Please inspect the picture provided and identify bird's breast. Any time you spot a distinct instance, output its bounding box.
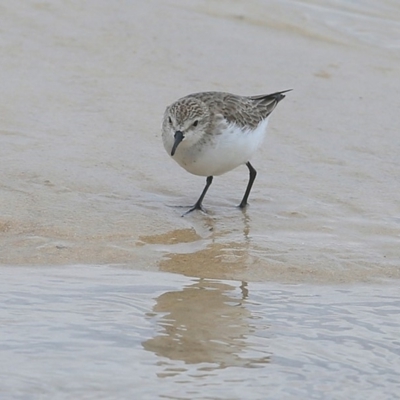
[171,119,269,177]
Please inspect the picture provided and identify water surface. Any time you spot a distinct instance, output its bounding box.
[1,266,399,399]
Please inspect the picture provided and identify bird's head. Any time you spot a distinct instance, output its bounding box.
[162,97,210,156]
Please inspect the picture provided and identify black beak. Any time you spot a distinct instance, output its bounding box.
[171,131,184,156]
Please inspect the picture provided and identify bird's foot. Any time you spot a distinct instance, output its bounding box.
[182,203,207,216]
[238,201,248,209]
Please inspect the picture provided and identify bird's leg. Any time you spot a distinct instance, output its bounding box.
[183,176,213,215]
[238,162,257,208]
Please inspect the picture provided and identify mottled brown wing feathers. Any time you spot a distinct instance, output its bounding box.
[191,90,291,129]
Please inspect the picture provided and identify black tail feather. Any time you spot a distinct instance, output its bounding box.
[250,89,293,103]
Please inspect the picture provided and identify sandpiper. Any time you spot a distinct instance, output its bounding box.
[162,90,291,214]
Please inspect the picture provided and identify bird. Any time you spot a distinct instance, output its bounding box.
[162,89,291,214]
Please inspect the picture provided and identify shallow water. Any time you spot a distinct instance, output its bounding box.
[1,0,400,398]
[1,266,399,399]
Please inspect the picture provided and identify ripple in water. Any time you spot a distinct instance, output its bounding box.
[1,266,399,399]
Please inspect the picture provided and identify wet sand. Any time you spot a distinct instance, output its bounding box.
[1,0,400,282]
[1,2,400,399]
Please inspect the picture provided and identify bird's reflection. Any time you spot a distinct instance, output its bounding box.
[157,214,253,281]
[143,279,270,376]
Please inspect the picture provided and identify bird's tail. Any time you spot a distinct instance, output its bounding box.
[250,89,293,103]
[249,89,292,117]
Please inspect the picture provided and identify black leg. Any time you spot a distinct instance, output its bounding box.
[240,281,249,300]
[239,162,257,208]
[184,176,213,215]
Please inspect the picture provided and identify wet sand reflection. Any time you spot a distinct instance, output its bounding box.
[142,279,270,374]
[138,212,253,281]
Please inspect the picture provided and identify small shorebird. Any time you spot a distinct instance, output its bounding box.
[162,90,291,214]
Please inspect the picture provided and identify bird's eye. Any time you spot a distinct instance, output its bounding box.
[168,117,172,124]
[192,120,199,127]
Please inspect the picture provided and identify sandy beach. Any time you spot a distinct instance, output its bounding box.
[1,1,399,284]
[1,2,400,398]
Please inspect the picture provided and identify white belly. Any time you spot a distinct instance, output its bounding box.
[173,119,269,176]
